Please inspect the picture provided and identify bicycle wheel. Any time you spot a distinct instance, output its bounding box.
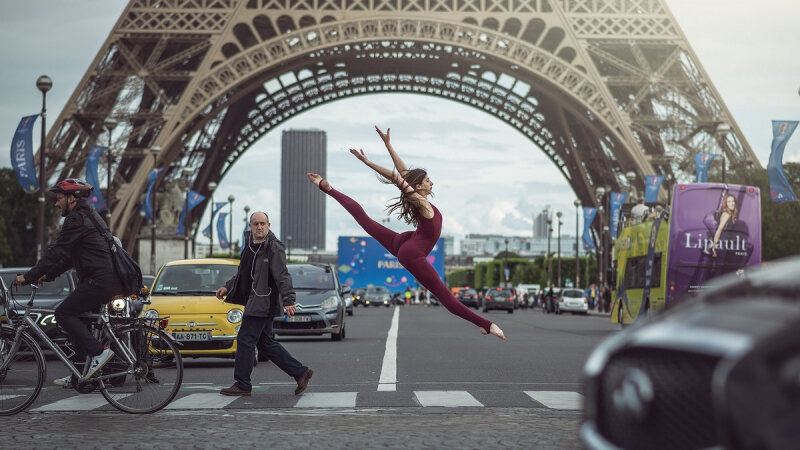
[0,328,45,415]
[98,324,183,414]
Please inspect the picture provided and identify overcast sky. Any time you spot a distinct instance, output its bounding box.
[1,0,798,251]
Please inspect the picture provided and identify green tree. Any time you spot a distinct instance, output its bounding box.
[0,168,58,267]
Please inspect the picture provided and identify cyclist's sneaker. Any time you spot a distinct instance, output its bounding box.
[53,375,72,388]
[85,346,114,378]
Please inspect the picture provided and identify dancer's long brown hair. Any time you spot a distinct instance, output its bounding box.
[381,168,429,227]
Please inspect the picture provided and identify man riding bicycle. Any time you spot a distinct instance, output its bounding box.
[15,178,119,386]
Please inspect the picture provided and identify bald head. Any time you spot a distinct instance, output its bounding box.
[249,211,270,243]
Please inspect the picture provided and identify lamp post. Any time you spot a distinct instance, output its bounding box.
[602,225,610,287]
[243,205,250,247]
[287,235,293,261]
[556,211,563,287]
[182,168,192,259]
[227,195,235,256]
[35,75,52,261]
[103,117,118,225]
[716,123,731,183]
[546,216,552,285]
[504,238,509,287]
[311,245,318,263]
[207,181,217,257]
[574,199,581,288]
[149,146,161,274]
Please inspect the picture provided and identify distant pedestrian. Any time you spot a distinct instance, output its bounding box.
[404,286,412,306]
[601,285,612,313]
[215,211,313,397]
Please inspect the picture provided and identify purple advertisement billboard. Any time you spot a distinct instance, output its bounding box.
[666,183,761,305]
[337,236,445,293]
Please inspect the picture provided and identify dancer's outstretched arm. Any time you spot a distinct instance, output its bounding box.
[374,126,407,174]
[350,148,429,208]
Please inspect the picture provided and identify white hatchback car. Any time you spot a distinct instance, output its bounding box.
[558,288,588,314]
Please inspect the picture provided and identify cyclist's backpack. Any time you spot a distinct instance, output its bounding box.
[86,210,144,296]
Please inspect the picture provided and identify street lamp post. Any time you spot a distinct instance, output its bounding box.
[207,181,217,257]
[149,146,161,274]
[602,225,610,287]
[556,211,563,287]
[595,186,607,286]
[574,199,581,288]
[243,205,250,247]
[227,195,235,256]
[103,117,118,225]
[182,168,192,259]
[287,235,293,261]
[35,75,52,261]
[716,123,731,183]
[546,216,552,285]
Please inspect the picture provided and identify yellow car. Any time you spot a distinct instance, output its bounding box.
[142,258,242,359]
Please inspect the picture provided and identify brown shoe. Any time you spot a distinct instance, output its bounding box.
[220,384,252,396]
[294,369,314,395]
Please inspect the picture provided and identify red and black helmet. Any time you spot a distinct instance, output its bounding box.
[49,178,94,197]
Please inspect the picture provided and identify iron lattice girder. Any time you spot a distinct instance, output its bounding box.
[38,0,756,249]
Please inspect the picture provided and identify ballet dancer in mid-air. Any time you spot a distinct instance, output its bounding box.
[307,126,506,340]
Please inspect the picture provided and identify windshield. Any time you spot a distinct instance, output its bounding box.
[153,264,238,295]
[0,271,71,297]
[289,265,335,290]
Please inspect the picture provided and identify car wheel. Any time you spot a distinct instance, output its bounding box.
[508,309,514,314]
[347,309,353,316]
[483,307,489,313]
[332,323,345,341]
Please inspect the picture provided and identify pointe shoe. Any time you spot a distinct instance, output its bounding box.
[306,173,331,191]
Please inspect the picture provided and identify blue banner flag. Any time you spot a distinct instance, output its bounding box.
[694,153,716,183]
[10,114,40,193]
[644,175,664,203]
[85,145,107,210]
[609,191,627,239]
[139,168,163,220]
[582,207,597,250]
[201,202,228,238]
[176,189,206,235]
[767,120,799,203]
[217,212,230,249]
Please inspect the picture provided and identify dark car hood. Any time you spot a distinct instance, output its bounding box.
[294,289,336,308]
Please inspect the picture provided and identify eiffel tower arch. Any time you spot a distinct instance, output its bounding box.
[41,0,760,248]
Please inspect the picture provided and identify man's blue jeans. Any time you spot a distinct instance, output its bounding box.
[233,314,308,391]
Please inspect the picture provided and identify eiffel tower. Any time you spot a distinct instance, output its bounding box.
[40,0,759,248]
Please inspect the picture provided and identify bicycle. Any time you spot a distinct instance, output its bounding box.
[0,283,183,415]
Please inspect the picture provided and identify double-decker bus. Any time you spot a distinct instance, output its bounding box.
[612,183,762,326]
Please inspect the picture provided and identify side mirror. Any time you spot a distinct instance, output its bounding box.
[342,286,351,295]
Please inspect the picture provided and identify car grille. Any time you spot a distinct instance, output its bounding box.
[274,321,326,330]
[597,348,720,450]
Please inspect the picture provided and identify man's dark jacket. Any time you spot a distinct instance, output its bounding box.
[224,230,296,317]
[24,201,113,283]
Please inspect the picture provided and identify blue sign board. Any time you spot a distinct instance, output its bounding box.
[337,236,445,293]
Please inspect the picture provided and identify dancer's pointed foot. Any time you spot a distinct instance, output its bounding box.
[306,173,331,191]
[479,323,506,340]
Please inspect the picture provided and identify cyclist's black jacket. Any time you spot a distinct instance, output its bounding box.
[24,200,113,284]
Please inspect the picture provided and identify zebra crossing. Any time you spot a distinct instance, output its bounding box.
[27,389,583,412]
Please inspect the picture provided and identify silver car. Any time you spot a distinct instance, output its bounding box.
[558,288,588,314]
[273,263,350,341]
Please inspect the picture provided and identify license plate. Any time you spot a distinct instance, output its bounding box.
[286,315,312,322]
[172,331,211,341]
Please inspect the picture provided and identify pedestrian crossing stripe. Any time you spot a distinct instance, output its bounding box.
[22,391,584,412]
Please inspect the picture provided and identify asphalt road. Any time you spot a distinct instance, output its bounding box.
[2,305,618,449]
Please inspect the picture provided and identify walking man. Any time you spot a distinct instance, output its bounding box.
[215,211,313,396]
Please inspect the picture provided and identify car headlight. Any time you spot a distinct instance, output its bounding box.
[227,308,243,323]
[321,295,339,309]
[143,309,159,319]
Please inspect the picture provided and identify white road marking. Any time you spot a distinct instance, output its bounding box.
[31,393,126,411]
[377,306,400,392]
[294,392,357,408]
[524,391,583,410]
[414,391,483,407]
[165,393,242,409]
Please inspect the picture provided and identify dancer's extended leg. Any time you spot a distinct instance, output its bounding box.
[399,252,503,337]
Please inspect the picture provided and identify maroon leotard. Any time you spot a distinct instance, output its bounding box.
[323,185,493,331]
